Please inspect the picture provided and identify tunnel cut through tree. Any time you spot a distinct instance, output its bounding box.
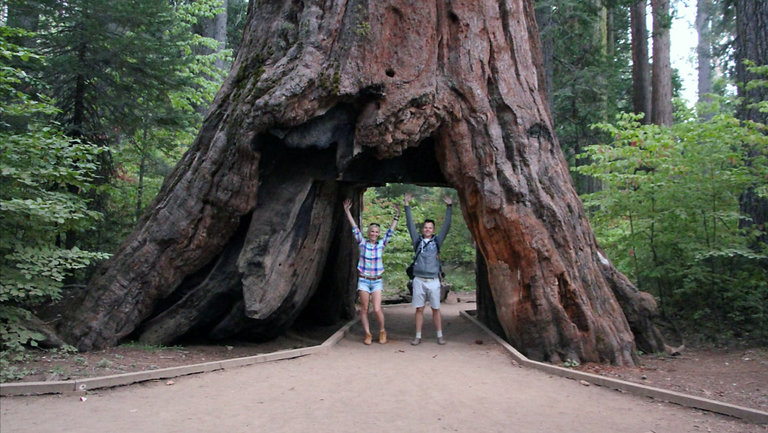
[56,0,665,366]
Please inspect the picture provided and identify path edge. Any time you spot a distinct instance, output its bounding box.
[459,309,768,425]
[0,318,359,397]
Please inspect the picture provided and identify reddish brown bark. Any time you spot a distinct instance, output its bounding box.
[59,0,664,365]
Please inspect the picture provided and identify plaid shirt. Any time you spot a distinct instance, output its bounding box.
[352,226,394,278]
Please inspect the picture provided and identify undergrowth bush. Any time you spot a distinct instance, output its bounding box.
[575,107,767,343]
[0,29,109,370]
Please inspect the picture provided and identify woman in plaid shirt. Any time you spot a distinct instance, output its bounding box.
[343,198,400,345]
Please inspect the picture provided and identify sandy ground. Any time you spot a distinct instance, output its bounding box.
[2,302,766,433]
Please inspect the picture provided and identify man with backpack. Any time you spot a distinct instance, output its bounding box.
[403,192,452,345]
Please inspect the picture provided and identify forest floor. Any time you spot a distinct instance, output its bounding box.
[4,292,767,414]
[576,343,768,412]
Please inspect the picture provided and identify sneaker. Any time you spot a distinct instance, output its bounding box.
[379,330,387,344]
[437,336,446,345]
[410,337,421,345]
[364,333,372,345]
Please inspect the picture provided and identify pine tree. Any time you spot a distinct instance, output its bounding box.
[23,0,229,247]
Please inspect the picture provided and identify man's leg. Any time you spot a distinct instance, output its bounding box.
[432,307,445,344]
[432,307,442,332]
[411,278,427,345]
[426,279,445,344]
[413,307,424,345]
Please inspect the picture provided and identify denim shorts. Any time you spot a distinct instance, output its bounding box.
[358,276,383,293]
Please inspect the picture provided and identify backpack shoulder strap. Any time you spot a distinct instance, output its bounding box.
[412,236,422,252]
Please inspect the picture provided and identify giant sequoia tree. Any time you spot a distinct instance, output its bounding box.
[57,0,665,366]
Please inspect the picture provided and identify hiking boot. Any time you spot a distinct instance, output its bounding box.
[379,330,387,344]
[410,337,421,345]
[364,332,372,345]
[437,336,446,345]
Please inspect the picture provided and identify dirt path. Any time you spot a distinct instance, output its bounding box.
[2,303,765,433]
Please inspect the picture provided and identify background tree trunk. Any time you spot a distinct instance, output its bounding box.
[696,0,713,106]
[205,0,229,71]
[58,0,664,365]
[651,0,673,126]
[631,0,651,123]
[734,0,768,247]
[6,0,40,34]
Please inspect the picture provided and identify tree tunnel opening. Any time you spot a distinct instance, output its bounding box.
[284,134,507,344]
[298,182,502,341]
[296,180,506,341]
[337,184,479,300]
[131,133,504,348]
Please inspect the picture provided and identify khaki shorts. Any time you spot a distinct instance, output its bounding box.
[412,277,441,308]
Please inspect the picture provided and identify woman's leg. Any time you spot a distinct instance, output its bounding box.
[371,289,386,343]
[359,289,372,344]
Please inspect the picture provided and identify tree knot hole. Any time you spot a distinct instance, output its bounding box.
[526,123,552,142]
[359,83,386,100]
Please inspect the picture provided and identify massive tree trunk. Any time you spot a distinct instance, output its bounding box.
[58,0,664,365]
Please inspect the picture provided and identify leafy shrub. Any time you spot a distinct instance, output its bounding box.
[574,110,767,342]
[679,250,768,342]
[0,29,109,364]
